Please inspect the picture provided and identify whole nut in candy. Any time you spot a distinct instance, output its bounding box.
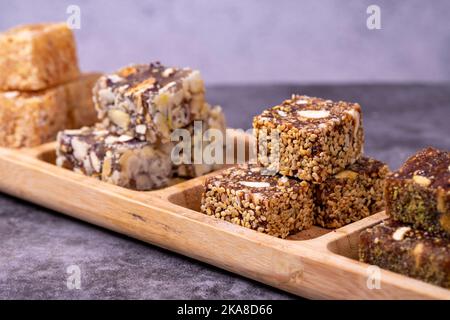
[107,74,124,83]
[335,170,358,180]
[392,226,411,241]
[135,124,147,135]
[345,108,361,139]
[102,158,112,178]
[117,97,136,112]
[296,99,309,105]
[93,129,110,136]
[412,174,431,187]
[105,136,120,145]
[162,67,175,78]
[118,135,133,142]
[108,109,130,129]
[297,110,330,119]
[125,78,156,96]
[98,88,115,105]
[165,81,177,89]
[154,92,170,115]
[278,176,289,185]
[154,112,170,139]
[188,71,204,94]
[89,151,102,173]
[60,129,83,135]
[172,89,184,106]
[239,181,271,188]
[71,138,89,161]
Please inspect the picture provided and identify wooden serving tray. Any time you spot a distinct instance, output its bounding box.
[0,129,448,300]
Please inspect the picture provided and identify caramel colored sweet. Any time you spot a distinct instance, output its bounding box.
[64,73,102,129]
[0,74,102,148]
[0,23,80,91]
[0,88,68,148]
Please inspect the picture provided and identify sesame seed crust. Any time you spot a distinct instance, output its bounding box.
[200,163,314,238]
[253,95,364,183]
[315,157,389,228]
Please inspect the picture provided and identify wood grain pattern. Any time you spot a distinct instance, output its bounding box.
[0,131,449,300]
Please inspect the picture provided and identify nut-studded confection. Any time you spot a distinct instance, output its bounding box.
[253,95,364,183]
[93,62,207,143]
[0,88,68,148]
[315,157,389,228]
[0,23,79,91]
[200,164,314,238]
[56,126,172,190]
[64,73,102,129]
[385,147,450,236]
[359,219,450,289]
[171,104,227,178]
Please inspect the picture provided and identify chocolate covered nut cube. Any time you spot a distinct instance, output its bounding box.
[56,127,108,177]
[385,147,450,236]
[359,219,450,289]
[0,23,79,91]
[173,104,227,178]
[64,73,102,129]
[315,157,389,228]
[253,95,364,183]
[56,127,172,190]
[200,164,314,238]
[0,88,67,148]
[93,62,206,143]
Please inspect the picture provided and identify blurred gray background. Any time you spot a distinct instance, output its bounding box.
[1,0,450,300]
[1,0,449,84]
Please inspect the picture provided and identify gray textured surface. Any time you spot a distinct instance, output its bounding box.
[1,0,450,83]
[0,84,449,299]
